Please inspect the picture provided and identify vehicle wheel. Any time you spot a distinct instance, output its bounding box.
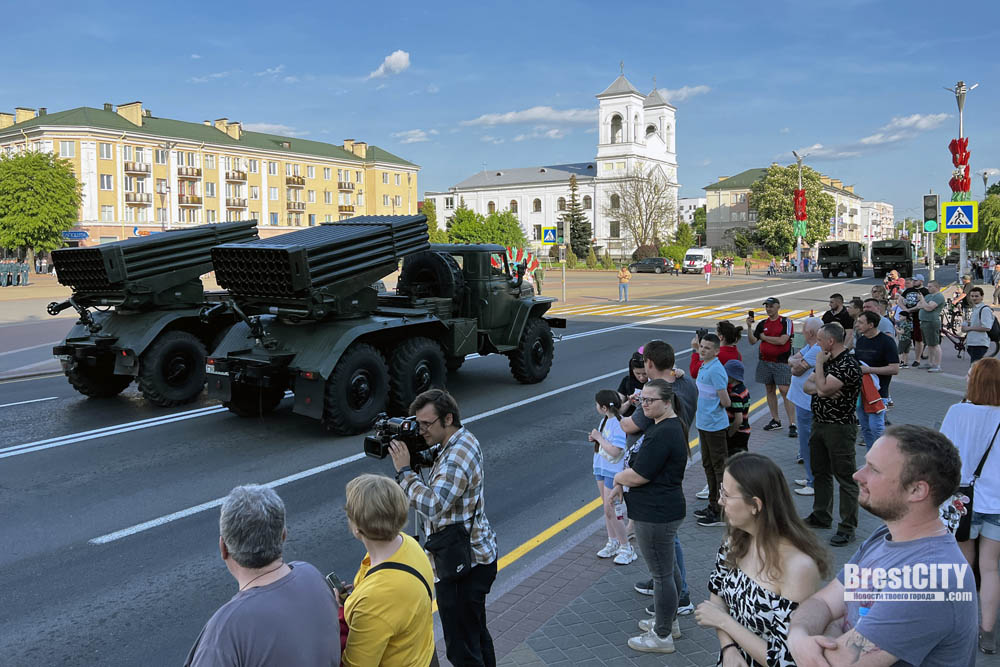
[445,356,465,373]
[225,384,286,417]
[654,267,662,274]
[137,331,207,407]
[323,342,389,435]
[65,356,132,398]
[388,337,447,415]
[508,316,554,384]
[821,269,830,278]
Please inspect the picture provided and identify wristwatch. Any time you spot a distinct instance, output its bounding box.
[395,466,412,482]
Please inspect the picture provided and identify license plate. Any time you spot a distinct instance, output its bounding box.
[206,364,226,375]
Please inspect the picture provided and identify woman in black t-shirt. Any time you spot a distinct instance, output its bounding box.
[612,378,690,653]
[617,352,647,417]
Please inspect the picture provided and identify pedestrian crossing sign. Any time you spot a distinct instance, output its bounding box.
[941,201,978,233]
[542,227,557,245]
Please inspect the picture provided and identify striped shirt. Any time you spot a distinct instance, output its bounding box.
[399,426,498,566]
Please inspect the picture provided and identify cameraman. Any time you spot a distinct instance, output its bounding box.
[389,388,498,667]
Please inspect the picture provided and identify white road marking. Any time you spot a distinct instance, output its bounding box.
[0,340,61,357]
[3,358,61,375]
[673,280,808,300]
[0,396,58,409]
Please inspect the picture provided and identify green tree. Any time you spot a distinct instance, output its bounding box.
[987,182,1000,198]
[585,246,598,268]
[559,175,591,258]
[972,194,1000,251]
[447,208,526,247]
[749,163,836,256]
[692,206,706,242]
[421,199,448,243]
[0,151,81,263]
[673,221,695,249]
[565,248,578,269]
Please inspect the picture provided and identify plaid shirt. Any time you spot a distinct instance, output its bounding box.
[399,426,498,565]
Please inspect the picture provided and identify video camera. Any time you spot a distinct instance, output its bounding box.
[363,414,436,471]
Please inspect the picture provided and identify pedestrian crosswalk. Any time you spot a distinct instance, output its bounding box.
[549,302,813,323]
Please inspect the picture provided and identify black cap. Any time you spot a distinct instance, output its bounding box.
[763,297,780,306]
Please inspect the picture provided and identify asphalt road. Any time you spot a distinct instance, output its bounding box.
[0,267,961,666]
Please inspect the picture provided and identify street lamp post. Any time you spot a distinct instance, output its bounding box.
[983,170,990,197]
[945,80,978,279]
[791,150,808,274]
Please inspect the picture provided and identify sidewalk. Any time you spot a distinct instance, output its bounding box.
[461,375,1000,667]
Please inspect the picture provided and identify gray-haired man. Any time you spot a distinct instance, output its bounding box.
[186,485,340,667]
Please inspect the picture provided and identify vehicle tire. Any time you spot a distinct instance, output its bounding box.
[225,384,286,417]
[65,357,132,398]
[323,342,389,435]
[508,316,554,384]
[654,267,662,274]
[137,331,207,407]
[397,251,465,300]
[388,337,447,415]
[445,356,465,373]
[821,269,830,278]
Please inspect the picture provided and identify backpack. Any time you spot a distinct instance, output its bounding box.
[977,305,1000,343]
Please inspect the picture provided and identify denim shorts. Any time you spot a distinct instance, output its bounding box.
[969,511,1000,541]
[594,474,615,489]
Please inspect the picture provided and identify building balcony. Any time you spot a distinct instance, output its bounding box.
[178,195,203,206]
[287,201,306,211]
[286,175,305,187]
[338,205,355,213]
[225,170,247,182]
[125,192,152,205]
[124,161,150,175]
[177,167,202,179]
[226,197,247,209]
[338,181,354,191]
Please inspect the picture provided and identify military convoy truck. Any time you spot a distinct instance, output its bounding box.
[204,215,566,434]
[48,221,258,405]
[818,241,864,278]
[871,240,914,278]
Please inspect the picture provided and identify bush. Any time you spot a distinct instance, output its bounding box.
[631,244,659,261]
[565,249,578,269]
[601,252,615,270]
[659,244,686,264]
[585,247,598,269]
[548,245,560,259]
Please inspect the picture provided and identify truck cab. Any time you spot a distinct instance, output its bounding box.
[871,240,914,278]
[682,247,713,273]
[818,241,864,278]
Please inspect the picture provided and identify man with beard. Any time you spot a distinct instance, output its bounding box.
[787,425,978,667]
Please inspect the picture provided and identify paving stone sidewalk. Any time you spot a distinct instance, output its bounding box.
[457,379,1000,667]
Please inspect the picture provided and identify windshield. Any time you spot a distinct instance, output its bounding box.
[820,244,849,255]
[876,247,904,256]
[684,254,702,262]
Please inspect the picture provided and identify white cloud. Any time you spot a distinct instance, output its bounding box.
[429,129,440,135]
[662,85,710,102]
[368,50,410,79]
[859,113,950,145]
[481,135,504,145]
[190,54,201,60]
[189,71,231,84]
[283,76,300,84]
[243,122,308,137]
[462,105,594,127]
[375,83,387,91]
[427,84,440,94]
[983,167,1000,177]
[392,129,431,144]
[255,65,285,77]
[780,127,790,134]
[700,159,712,166]
[792,143,862,160]
[513,127,569,142]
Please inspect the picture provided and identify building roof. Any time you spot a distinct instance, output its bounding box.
[643,88,674,109]
[596,75,641,98]
[702,166,863,199]
[0,106,416,167]
[452,162,597,189]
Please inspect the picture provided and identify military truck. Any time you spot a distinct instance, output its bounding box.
[818,241,864,278]
[48,221,258,405]
[204,215,566,434]
[871,240,914,278]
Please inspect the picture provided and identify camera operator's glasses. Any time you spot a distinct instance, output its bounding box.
[416,416,440,432]
[638,397,663,405]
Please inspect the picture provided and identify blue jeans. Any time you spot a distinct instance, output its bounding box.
[795,404,814,486]
[619,283,629,301]
[674,536,689,599]
[634,519,683,638]
[857,404,885,450]
[986,269,994,286]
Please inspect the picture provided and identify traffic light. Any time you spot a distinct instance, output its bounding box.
[923,194,939,233]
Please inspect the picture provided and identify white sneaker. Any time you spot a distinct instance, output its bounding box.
[628,629,676,653]
[638,618,681,639]
[927,367,943,373]
[696,484,710,500]
[613,544,638,565]
[794,479,808,487]
[597,539,620,558]
[794,486,815,496]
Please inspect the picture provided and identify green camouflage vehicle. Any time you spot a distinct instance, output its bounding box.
[818,241,864,278]
[205,215,566,433]
[48,221,258,406]
[871,240,914,278]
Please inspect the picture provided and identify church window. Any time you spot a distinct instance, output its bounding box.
[610,220,621,238]
[610,114,623,144]
[509,200,518,213]
[532,198,542,213]
[488,201,496,214]
[610,194,620,210]
[646,124,657,138]
[557,197,566,211]
[583,195,592,209]
[533,225,542,241]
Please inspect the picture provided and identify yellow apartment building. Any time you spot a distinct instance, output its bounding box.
[0,102,419,244]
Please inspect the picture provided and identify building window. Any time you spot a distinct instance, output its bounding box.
[187,152,199,168]
[610,194,620,210]
[269,212,279,226]
[583,195,592,209]
[610,220,621,238]
[248,159,258,174]
[269,187,278,201]
[156,208,167,223]
[265,161,276,176]
[207,209,217,223]
[123,175,134,192]
[135,177,146,193]
[345,193,352,205]
[394,195,402,207]
[156,178,167,194]
[99,143,113,160]
[510,200,518,213]
[324,191,332,204]
[382,172,389,184]
[250,186,259,200]
[122,145,133,161]
[100,174,113,190]
[308,214,316,226]
[383,194,390,206]
[488,201,496,214]
[100,205,114,222]
[357,193,364,207]
[395,173,401,186]
[533,225,542,241]
[323,167,331,180]
[356,170,362,183]
[307,166,315,179]
[155,149,167,165]
[444,197,454,210]
[58,141,75,158]
[308,190,316,203]
[325,214,333,222]
[557,197,566,211]
[533,198,542,213]
[206,182,216,198]
[205,154,216,170]
[611,114,623,143]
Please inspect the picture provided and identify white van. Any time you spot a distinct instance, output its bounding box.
[682,247,713,274]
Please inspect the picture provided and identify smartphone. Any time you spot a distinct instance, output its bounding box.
[747,310,755,321]
[325,571,349,599]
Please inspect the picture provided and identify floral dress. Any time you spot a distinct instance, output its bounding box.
[707,542,797,667]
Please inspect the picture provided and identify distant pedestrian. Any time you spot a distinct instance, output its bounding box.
[723,360,751,457]
[744,258,752,275]
[788,317,823,496]
[185,485,340,667]
[693,334,732,528]
[590,390,634,565]
[696,452,829,667]
[963,287,995,363]
[853,311,900,449]
[802,322,862,547]
[994,268,1000,305]
[916,280,946,372]
[533,267,543,295]
[704,260,712,285]
[618,265,631,303]
[746,298,796,437]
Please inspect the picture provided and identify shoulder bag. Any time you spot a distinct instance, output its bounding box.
[956,421,1000,541]
[424,499,479,582]
[362,562,440,667]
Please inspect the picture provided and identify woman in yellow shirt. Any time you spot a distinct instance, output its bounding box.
[342,474,437,667]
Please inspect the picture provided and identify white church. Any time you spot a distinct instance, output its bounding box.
[424,72,680,258]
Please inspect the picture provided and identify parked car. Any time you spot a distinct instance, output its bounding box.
[628,257,671,274]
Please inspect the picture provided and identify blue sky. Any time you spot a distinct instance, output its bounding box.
[5,0,1000,220]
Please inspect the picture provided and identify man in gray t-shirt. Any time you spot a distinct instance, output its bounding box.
[787,425,978,666]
